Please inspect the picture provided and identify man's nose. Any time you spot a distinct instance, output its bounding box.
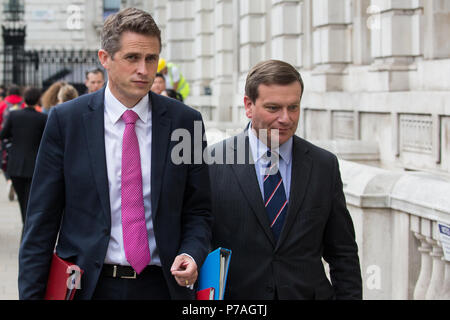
[136,59,149,75]
[278,108,290,123]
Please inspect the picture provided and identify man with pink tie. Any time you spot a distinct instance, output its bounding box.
[18,8,212,300]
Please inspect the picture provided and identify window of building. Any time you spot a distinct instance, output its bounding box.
[103,0,121,20]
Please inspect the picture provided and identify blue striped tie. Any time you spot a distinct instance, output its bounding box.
[263,151,288,242]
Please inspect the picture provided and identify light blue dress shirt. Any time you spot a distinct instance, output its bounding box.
[248,125,293,201]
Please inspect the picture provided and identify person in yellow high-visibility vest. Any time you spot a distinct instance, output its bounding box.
[157,58,190,101]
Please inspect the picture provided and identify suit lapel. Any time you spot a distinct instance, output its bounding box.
[230,132,276,247]
[82,89,111,227]
[276,136,312,249]
[150,93,171,219]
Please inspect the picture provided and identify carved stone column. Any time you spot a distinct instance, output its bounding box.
[270,0,302,68]
[352,0,371,65]
[193,0,214,96]
[153,0,167,54]
[423,0,450,60]
[413,233,432,300]
[440,259,450,299]
[425,239,445,300]
[238,0,267,86]
[191,0,215,119]
[368,0,423,91]
[166,0,195,95]
[211,0,234,121]
[311,0,352,92]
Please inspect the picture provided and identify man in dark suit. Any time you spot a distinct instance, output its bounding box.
[19,8,212,300]
[208,60,362,300]
[0,87,47,228]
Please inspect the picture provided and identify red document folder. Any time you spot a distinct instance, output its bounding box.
[196,287,215,300]
[44,253,84,300]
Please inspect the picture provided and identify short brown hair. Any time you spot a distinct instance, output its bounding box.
[85,68,104,80]
[245,60,304,103]
[101,7,161,58]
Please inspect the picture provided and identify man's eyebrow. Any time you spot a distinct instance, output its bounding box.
[262,101,300,107]
[263,102,281,106]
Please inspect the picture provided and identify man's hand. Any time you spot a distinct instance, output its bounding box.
[170,254,198,288]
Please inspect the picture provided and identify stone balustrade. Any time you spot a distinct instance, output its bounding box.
[339,159,450,299]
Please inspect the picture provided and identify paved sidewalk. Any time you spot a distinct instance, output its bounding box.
[0,177,22,300]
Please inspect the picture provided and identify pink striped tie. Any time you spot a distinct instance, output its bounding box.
[263,150,288,242]
[121,110,150,274]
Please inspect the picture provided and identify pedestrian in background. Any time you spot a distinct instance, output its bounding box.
[0,84,25,201]
[57,83,79,104]
[84,68,105,94]
[151,72,168,96]
[0,84,25,131]
[157,58,190,101]
[151,73,183,102]
[0,87,47,236]
[41,81,66,114]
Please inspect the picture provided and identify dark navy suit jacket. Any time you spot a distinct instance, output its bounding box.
[209,131,362,299]
[18,89,212,299]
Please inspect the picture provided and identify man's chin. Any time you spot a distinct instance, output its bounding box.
[132,87,151,97]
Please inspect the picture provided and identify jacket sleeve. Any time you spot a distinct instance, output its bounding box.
[322,156,363,299]
[18,107,66,299]
[177,112,213,268]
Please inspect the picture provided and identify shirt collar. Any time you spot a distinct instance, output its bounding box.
[104,83,151,124]
[248,123,293,165]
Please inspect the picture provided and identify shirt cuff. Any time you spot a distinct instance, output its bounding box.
[181,253,195,290]
[180,253,196,265]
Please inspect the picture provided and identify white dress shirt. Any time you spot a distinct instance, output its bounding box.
[103,84,161,266]
[248,125,293,201]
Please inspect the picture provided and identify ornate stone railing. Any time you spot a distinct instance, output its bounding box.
[340,159,450,300]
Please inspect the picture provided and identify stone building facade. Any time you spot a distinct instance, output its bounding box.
[0,0,121,88]
[0,0,112,51]
[2,0,447,177]
[136,0,450,178]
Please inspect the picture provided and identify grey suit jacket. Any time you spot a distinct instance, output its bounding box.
[208,130,362,300]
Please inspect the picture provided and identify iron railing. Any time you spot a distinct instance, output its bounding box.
[1,49,103,93]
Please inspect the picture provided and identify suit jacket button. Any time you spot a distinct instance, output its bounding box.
[266,285,274,293]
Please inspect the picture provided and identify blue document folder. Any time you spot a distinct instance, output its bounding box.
[197,247,232,300]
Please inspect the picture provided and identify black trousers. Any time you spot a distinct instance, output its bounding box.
[10,176,32,224]
[92,266,171,300]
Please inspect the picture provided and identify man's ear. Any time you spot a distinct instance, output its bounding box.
[98,49,110,69]
[243,96,253,119]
